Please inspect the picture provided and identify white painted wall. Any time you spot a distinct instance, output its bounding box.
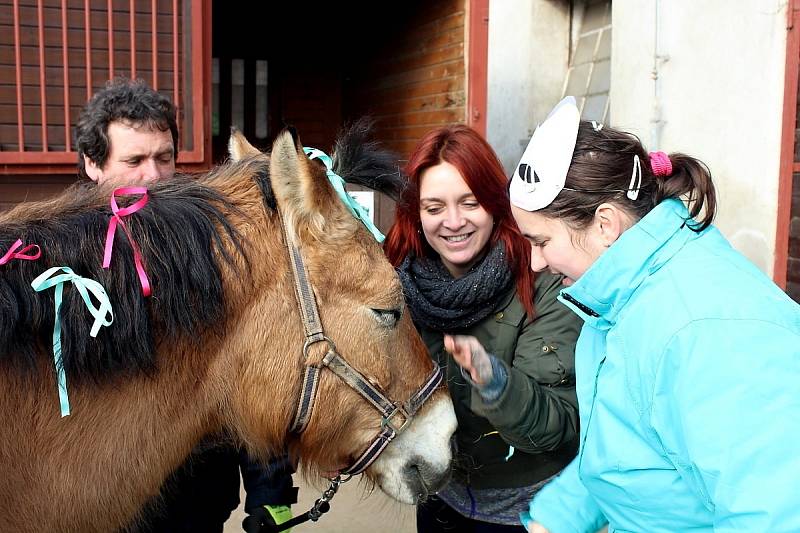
[487,0,788,276]
[487,0,570,175]
[610,0,788,274]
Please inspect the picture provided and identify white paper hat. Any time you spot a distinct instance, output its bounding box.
[509,96,580,211]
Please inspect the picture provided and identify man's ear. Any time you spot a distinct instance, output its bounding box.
[83,154,103,183]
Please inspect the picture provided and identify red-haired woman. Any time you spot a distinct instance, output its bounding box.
[384,125,581,532]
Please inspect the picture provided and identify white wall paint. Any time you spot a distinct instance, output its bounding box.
[610,0,788,274]
[487,0,570,175]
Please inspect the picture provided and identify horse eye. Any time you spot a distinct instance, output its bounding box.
[371,308,401,329]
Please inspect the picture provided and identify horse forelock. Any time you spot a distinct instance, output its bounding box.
[332,117,404,201]
[0,166,263,385]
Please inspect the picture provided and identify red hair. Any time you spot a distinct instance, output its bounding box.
[384,125,535,318]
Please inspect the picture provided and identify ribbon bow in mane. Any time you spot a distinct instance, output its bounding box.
[31,266,114,417]
[0,239,41,265]
[103,187,152,296]
[304,147,385,242]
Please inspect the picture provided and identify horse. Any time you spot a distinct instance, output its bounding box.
[0,123,457,532]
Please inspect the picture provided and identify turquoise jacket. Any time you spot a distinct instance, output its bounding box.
[523,199,800,532]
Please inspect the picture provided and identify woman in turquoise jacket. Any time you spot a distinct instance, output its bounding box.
[508,97,800,532]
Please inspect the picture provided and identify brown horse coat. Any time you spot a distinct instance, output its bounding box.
[0,126,455,532]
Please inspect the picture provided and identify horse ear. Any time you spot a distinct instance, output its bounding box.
[228,128,261,160]
[270,129,328,239]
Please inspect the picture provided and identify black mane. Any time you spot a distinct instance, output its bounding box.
[0,121,393,386]
[0,161,265,384]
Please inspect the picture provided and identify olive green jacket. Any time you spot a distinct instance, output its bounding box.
[418,272,581,489]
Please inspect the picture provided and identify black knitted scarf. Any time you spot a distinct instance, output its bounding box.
[397,242,513,331]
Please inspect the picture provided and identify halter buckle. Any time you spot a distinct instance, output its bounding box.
[381,404,412,435]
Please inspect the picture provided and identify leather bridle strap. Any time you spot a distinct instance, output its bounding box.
[280,212,327,434]
[279,211,443,475]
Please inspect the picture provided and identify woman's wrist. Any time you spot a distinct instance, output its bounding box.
[460,353,508,401]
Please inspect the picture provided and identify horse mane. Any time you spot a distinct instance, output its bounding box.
[0,119,393,387]
[331,117,405,201]
[0,159,268,385]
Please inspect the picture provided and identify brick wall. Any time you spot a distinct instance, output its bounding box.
[342,0,466,232]
[344,0,467,160]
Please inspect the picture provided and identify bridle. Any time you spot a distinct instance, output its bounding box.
[279,213,443,476]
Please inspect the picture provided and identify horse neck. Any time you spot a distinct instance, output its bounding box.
[0,338,227,532]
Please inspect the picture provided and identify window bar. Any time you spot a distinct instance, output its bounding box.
[37,0,49,151]
[130,0,136,77]
[61,0,72,151]
[85,0,93,98]
[12,0,24,150]
[108,0,115,78]
[151,0,158,89]
[172,0,179,110]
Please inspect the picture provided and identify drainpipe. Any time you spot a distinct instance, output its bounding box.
[651,0,669,149]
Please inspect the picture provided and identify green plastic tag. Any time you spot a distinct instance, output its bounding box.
[265,505,293,530]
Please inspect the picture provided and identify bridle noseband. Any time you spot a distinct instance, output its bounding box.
[279,214,442,476]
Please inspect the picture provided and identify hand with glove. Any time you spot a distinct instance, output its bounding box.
[444,334,508,401]
[242,504,292,533]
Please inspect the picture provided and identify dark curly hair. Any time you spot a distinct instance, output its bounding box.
[75,77,179,179]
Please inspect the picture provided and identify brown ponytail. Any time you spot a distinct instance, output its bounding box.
[653,153,716,231]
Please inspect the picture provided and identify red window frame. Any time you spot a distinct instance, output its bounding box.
[0,0,211,175]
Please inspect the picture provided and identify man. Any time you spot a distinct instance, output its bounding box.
[76,77,178,184]
[75,78,296,532]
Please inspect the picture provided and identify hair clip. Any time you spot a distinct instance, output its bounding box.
[627,154,642,201]
[591,121,604,132]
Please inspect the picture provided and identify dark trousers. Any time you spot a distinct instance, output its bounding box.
[417,496,527,533]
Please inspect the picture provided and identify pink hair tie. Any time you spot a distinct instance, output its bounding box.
[649,151,672,177]
[0,239,41,265]
[102,187,152,297]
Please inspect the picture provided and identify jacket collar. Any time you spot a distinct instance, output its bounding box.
[558,199,701,329]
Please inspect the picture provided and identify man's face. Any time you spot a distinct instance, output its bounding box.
[84,121,175,185]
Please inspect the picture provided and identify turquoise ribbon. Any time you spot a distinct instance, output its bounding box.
[31,267,114,417]
[304,147,385,242]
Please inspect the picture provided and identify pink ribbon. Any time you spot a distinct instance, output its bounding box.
[649,151,673,177]
[0,239,41,265]
[102,187,152,297]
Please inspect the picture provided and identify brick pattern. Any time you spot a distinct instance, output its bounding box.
[345,0,466,160]
[343,0,466,232]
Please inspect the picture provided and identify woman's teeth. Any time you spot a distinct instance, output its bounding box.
[444,234,470,242]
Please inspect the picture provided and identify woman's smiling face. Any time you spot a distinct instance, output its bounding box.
[419,161,494,278]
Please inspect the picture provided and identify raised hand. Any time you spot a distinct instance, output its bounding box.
[444,334,493,387]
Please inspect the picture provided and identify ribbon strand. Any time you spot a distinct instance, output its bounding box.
[31,266,114,417]
[0,239,42,265]
[102,187,152,297]
[303,147,385,243]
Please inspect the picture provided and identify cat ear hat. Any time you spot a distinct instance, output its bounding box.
[509,96,580,211]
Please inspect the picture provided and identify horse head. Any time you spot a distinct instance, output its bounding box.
[224,126,457,503]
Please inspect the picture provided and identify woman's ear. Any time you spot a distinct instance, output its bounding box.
[594,203,630,247]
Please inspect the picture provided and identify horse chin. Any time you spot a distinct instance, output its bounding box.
[368,395,457,504]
